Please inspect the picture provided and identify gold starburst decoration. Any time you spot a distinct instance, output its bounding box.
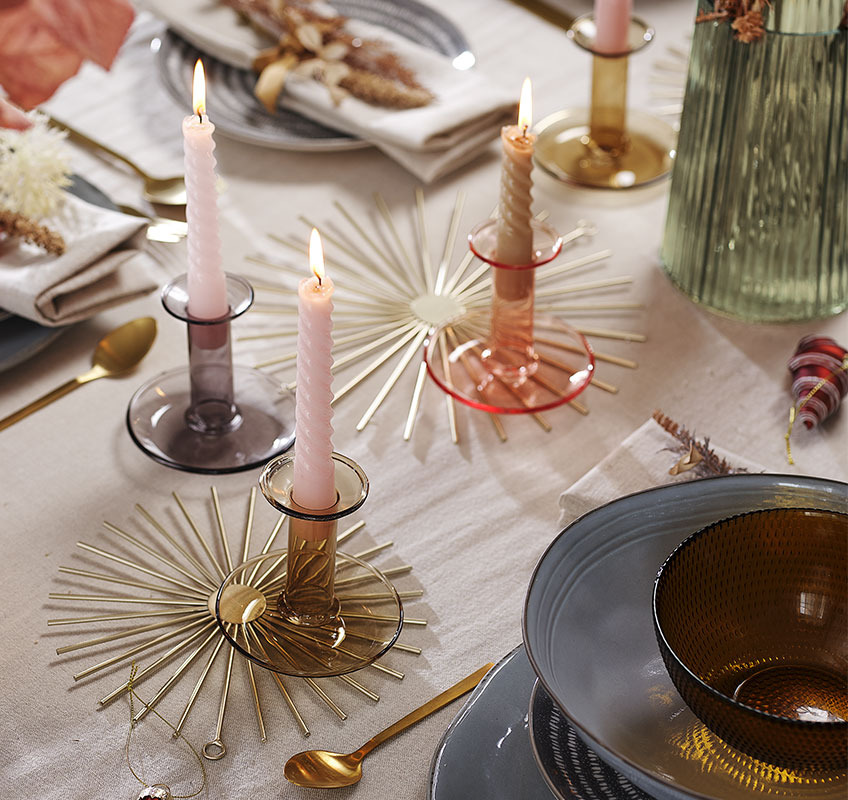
[237,190,645,442]
[50,487,423,758]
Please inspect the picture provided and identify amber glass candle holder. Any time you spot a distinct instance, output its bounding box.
[534,14,675,189]
[126,274,295,473]
[424,219,595,414]
[213,452,403,677]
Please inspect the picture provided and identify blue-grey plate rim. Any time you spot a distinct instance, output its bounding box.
[429,645,557,800]
[523,473,848,800]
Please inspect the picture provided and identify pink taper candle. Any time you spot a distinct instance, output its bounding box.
[594,0,632,54]
[183,60,228,320]
[293,229,336,511]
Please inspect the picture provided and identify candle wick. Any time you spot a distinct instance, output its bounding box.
[521,124,528,138]
[197,111,203,123]
[317,275,323,287]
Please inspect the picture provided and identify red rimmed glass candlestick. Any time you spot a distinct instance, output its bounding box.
[425,79,595,415]
[534,15,675,189]
[424,219,595,414]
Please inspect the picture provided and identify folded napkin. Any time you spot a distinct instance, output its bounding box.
[144,0,516,182]
[0,193,159,326]
[559,414,766,528]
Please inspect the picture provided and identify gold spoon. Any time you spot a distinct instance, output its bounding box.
[284,662,494,789]
[0,317,157,432]
[49,117,187,206]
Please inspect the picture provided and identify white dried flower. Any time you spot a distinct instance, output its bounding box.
[0,112,72,220]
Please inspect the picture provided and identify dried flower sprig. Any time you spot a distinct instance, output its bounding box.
[0,112,70,254]
[698,0,848,41]
[653,410,747,477]
[223,0,434,111]
[0,113,72,219]
[0,208,66,255]
[696,0,767,42]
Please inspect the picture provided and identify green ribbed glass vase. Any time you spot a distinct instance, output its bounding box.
[661,1,847,322]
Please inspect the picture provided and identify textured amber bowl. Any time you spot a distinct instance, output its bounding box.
[653,507,848,772]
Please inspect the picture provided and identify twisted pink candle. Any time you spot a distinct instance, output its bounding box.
[182,61,228,321]
[496,78,535,267]
[594,0,632,54]
[293,254,336,511]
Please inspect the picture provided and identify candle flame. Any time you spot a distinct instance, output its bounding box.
[193,59,206,117]
[517,77,532,132]
[309,228,325,283]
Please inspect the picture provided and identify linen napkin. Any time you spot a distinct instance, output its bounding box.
[0,192,160,326]
[143,0,516,182]
[559,414,767,527]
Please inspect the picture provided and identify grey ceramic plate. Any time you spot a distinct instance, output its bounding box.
[0,176,116,373]
[524,474,848,800]
[429,646,556,800]
[155,0,471,151]
[529,678,652,800]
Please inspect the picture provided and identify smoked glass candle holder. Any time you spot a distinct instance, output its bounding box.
[534,14,675,189]
[127,274,295,473]
[214,452,403,677]
[424,219,595,414]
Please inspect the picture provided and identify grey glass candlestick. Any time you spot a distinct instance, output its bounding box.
[127,274,295,473]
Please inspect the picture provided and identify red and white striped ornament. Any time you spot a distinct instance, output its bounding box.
[788,335,848,429]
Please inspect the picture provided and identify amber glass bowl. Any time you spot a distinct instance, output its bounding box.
[653,507,848,772]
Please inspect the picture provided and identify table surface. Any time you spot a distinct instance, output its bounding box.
[2,1,846,798]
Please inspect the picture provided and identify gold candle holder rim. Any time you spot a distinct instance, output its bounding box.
[567,14,655,58]
[259,452,369,521]
[468,218,563,271]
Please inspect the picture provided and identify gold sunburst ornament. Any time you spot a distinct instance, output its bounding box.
[50,487,423,758]
[237,190,645,442]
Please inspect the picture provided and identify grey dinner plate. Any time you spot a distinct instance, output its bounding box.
[524,473,848,800]
[431,646,664,800]
[429,646,556,800]
[156,0,471,151]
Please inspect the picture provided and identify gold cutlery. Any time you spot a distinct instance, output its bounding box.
[284,663,494,788]
[117,204,188,243]
[0,317,157,432]
[49,116,187,206]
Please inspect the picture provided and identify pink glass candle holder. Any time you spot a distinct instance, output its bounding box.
[126,274,295,473]
[534,14,676,189]
[424,219,595,414]
[213,452,403,677]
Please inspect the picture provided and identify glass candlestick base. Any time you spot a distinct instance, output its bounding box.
[216,452,402,677]
[127,365,296,473]
[534,14,675,189]
[424,309,594,414]
[424,219,594,414]
[214,550,402,677]
[126,274,295,473]
[535,108,676,189]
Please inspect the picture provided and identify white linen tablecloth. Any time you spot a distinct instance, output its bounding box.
[1,1,846,798]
